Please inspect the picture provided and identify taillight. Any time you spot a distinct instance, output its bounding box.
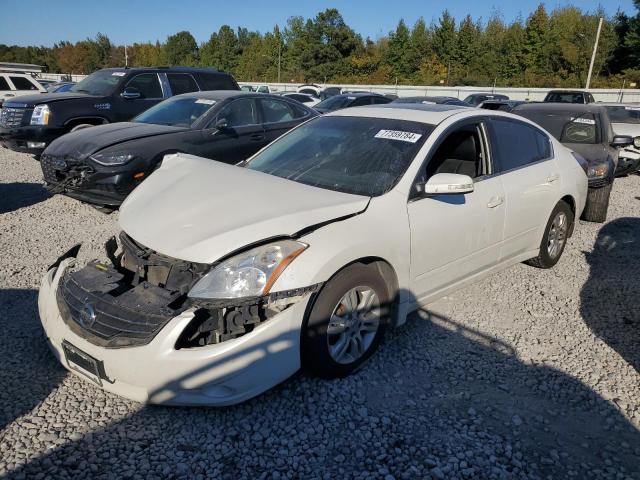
[571,151,588,175]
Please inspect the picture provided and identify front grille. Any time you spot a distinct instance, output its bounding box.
[57,261,184,348]
[40,154,66,183]
[0,106,29,128]
[41,154,94,186]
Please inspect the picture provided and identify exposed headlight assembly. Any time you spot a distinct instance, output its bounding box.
[90,151,135,166]
[188,240,308,300]
[30,104,50,125]
[587,162,609,179]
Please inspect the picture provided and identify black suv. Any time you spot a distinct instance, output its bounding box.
[0,67,239,156]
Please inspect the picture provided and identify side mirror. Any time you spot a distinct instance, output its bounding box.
[214,118,229,130]
[611,135,633,148]
[418,173,474,196]
[121,87,141,100]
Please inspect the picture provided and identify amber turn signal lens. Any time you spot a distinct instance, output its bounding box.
[133,172,145,179]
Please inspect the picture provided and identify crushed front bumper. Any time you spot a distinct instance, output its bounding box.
[38,258,313,406]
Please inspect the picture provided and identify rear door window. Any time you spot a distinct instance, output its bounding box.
[167,74,199,95]
[351,96,373,107]
[10,76,39,90]
[490,118,552,172]
[125,73,163,99]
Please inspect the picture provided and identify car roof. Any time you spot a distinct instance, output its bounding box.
[514,103,606,114]
[595,102,640,107]
[99,66,225,74]
[546,90,587,94]
[325,103,477,125]
[172,90,305,102]
[332,92,386,98]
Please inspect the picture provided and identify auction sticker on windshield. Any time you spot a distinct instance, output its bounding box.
[195,99,216,105]
[375,130,423,143]
[111,72,126,77]
[571,117,596,125]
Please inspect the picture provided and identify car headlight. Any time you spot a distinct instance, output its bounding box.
[90,151,135,166]
[188,240,308,300]
[634,136,640,149]
[30,104,50,125]
[587,162,609,179]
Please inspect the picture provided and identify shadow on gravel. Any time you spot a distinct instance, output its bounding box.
[581,217,640,373]
[5,302,640,478]
[0,289,66,430]
[0,183,50,215]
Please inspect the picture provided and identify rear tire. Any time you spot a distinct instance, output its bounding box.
[526,200,573,269]
[581,183,612,223]
[302,263,390,379]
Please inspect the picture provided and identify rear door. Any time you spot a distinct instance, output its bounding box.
[199,97,265,164]
[487,117,560,261]
[258,97,311,144]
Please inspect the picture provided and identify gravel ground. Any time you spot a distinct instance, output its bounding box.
[0,146,639,480]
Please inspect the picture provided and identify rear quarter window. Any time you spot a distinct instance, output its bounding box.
[196,73,238,91]
[167,74,199,95]
[10,76,39,91]
[0,76,10,90]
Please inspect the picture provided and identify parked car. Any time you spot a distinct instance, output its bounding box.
[39,104,588,406]
[297,83,322,97]
[319,86,343,100]
[36,79,57,89]
[275,92,320,107]
[599,103,640,174]
[40,91,317,209]
[314,92,392,113]
[0,67,239,157]
[0,72,46,101]
[543,90,595,104]
[241,84,273,93]
[478,99,527,112]
[392,96,469,107]
[45,81,76,93]
[463,93,509,106]
[512,103,632,222]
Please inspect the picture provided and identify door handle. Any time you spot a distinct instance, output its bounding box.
[250,133,265,141]
[546,173,560,183]
[487,196,504,208]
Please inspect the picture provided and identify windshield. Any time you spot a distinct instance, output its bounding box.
[605,105,640,125]
[69,70,124,96]
[315,95,353,111]
[133,96,216,127]
[245,116,433,196]
[518,110,599,144]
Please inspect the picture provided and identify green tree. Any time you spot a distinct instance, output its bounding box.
[432,10,457,83]
[165,31,198,66]
[386,19,412,79]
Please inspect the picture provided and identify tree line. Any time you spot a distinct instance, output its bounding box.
[1,2,640,88]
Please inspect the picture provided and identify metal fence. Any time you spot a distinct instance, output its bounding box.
[38,73,640,102]
[240,82,640,103]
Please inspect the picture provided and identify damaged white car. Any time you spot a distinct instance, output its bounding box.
[38,105,588,405]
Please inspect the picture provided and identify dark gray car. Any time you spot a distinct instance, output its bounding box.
[513,103,633,222]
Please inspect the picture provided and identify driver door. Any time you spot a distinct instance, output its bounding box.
[408,120,505,302]
[199,98,266,164]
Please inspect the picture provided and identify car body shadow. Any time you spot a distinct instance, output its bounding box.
[0,183,50,214]
[580,217,640,373]
[0,289,67,431]
[4,290,639,478]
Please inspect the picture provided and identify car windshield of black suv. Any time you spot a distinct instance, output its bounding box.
[134,97,216,127]
[517,111,599,144]
[245,116,433,197]
[605,105,640,124]
[69,70,123,96]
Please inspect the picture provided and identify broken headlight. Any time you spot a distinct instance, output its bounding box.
[90,151,135,166]
[587,162,609,179]
[188,240,308,300]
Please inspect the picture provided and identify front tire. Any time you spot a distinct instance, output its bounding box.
[302,263,390,379]
[526,200,573,269]
[581,183,612,223]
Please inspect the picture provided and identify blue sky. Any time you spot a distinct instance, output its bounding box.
[1,0,636,46]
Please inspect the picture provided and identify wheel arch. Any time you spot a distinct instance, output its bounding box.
[64,116,109,130]
[559,194,577,236]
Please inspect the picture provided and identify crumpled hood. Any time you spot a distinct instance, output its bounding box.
[119,153,370,263]
[44,122,187,158]
[2,92,92,106]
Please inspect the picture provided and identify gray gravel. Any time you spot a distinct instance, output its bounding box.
[1,146,639,479]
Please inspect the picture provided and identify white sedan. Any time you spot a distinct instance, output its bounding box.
[38,105,588,405]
